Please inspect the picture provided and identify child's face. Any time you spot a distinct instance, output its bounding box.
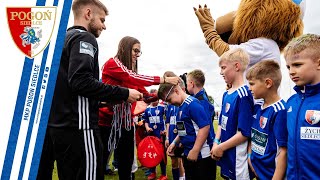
[248,78,267,99]
[164,86,181,106]
[186,76,194,95]
[286,52,320,86]
[219,60,237,84]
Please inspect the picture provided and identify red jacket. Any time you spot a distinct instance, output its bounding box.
[98,57,160,126]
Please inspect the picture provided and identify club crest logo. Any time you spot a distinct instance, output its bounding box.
[155,109,160,115]
[259,116,268,129]
[305,110,320,125]
[7,7,57,58]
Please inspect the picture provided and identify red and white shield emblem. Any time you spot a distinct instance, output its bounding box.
[7,7,56,58]
[305,110,320,125]
[259,116,268,129]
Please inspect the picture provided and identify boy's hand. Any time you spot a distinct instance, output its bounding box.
[214,144,224,158]
[137,120,144,126]
[165,139,170,148]
[248,156,258,177]
[210,143,220,160]
[187,148,199,162]
[211,144,223,160]
[146,127,153,132]
[167,143,176,156]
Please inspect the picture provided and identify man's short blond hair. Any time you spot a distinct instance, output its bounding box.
[246,60,282,89]
[72,0,108,17]
[187,69,205,87]
[284,34,320,61]
[219,48,249,71]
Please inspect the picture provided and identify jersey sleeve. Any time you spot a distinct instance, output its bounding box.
[237,95,254,137]
[189,101,210,128]
[142,108,149,123]
[67,32,128,102]
[102,58,160,86]
[273,109,288,147]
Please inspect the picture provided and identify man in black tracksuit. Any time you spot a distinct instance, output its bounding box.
[37,1,142,180]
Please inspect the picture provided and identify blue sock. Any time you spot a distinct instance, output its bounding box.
[172,168,179,180]
[145,168,152,176]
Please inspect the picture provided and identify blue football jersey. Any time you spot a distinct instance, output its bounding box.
[194,89,216,139]
[250,99,287,179]
[177,96,214,159]
[142,104,165,138]
[218,85,253,179]
[165,104,179,143]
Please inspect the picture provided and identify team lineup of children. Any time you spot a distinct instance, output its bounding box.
[156,34,320,180]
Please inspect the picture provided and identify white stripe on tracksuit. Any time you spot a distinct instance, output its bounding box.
[78,96,97,180]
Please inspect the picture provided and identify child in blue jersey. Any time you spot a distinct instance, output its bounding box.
[284,34,320,179]
[246,60,288,179]
[143,89,167,180]
[165,104,185,180]
[211,48,253,179]
[186,69,216,179]
[187,69,215,122]
[164,76,186,180]
[159,71,216,180]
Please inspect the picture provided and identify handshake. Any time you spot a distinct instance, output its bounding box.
[127,90,158,103]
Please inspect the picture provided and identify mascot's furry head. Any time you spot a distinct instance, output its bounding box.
[229,0,304,51]
[194,0,306,58]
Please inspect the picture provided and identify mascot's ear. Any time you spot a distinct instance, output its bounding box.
[298,0,306,19]
[292,0,306,19]
[216,11,236,43]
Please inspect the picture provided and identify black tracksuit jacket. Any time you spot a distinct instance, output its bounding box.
[48,26,128,130]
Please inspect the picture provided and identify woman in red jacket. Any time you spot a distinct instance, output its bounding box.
[99,36,178,180]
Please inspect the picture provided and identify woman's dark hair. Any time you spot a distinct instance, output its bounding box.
[115,36,140,72]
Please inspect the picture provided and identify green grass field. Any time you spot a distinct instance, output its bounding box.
[52,120,223,179]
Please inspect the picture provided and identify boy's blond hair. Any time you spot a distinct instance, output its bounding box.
[246,60,282,89]
[187,69,205,87]
[219,48,249,71]
[284,34,320,61]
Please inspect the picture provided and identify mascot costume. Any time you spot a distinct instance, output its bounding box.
[194,0,306,67]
